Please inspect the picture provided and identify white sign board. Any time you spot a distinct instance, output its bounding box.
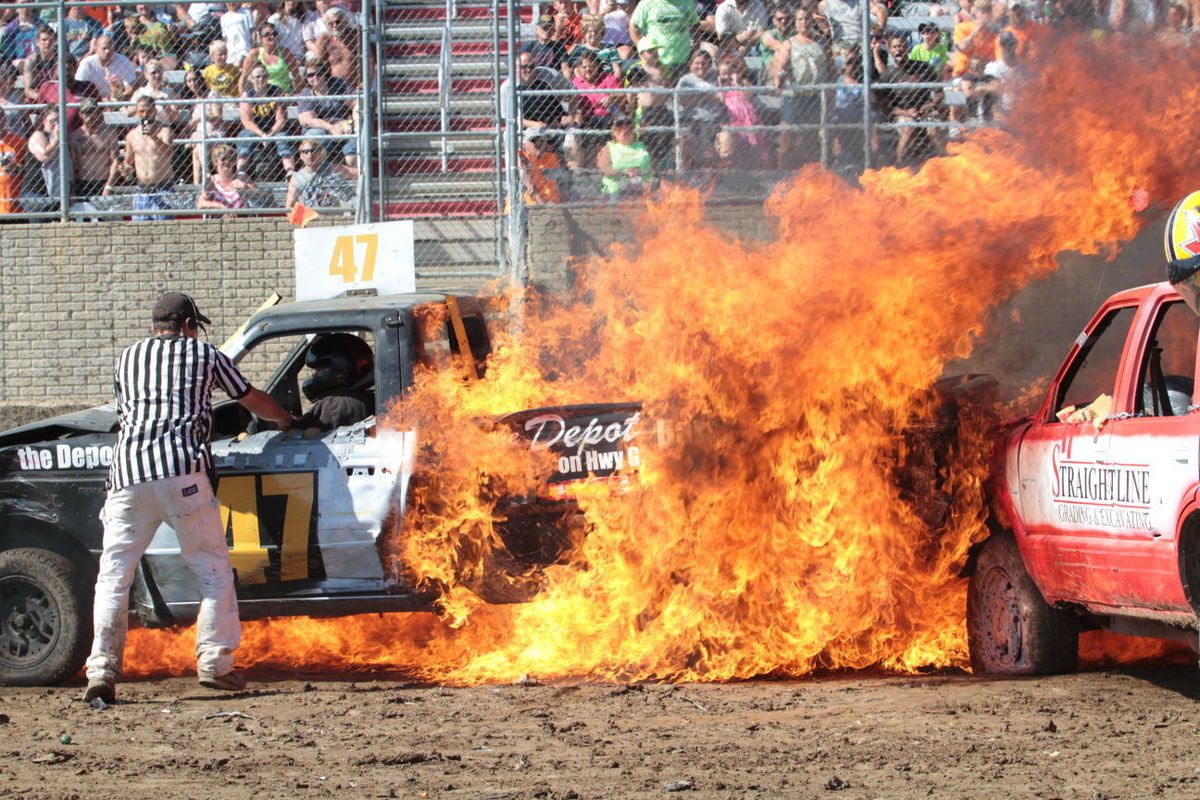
[293,220,415,301]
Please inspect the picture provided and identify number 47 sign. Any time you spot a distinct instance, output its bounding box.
[293,220,415,301]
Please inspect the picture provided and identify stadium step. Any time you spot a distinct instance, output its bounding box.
[380,0,513,275]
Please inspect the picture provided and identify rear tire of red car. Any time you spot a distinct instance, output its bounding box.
[0,548,91,686]
[967,534,1079,675]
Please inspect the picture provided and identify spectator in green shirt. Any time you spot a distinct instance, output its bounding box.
[907,22,949,72]
[629,0,698,78]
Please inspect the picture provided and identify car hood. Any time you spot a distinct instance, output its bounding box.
[0,404,119,447]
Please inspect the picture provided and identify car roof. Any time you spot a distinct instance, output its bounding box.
[1102,281,1178,307]
[239,291,478,337]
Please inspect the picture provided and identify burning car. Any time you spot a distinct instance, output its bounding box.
[971,281,1200,674]
[0,293,640,686]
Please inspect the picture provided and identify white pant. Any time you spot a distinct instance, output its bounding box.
[85,474,241,682]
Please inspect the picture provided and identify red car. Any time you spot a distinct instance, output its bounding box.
[971,281,1200,673]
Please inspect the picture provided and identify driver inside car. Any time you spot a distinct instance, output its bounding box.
[293,333,376,431]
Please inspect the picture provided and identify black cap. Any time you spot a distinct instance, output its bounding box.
[152,292,211,326]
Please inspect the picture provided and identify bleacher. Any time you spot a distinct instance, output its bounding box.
[378,0,511,277]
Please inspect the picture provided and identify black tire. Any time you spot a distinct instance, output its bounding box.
[450,524,545,605]
[967,534,1079,675]
[0,548,91,686]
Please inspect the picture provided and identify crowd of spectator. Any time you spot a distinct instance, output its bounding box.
[510,0,1183,201]
[0,1,362,219]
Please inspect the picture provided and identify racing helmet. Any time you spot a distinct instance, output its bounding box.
[302,333,373,402]
[1165,190,1200,314]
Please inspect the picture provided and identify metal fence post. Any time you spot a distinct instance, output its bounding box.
[491,0,505,270]
[54,1,67,222]
[503,0,523,286]
[861,0,873,170]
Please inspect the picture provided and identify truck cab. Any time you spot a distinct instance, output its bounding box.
[0,292,638,685]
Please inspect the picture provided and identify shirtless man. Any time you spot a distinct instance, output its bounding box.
[313,7,360,86]
[70,98,118,198]
[124,95,175,220]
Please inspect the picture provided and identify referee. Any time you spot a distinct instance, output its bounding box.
[84,292,296,703]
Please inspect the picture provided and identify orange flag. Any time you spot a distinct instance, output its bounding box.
[288,202,319,227]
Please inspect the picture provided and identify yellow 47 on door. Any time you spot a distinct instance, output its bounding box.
[216,473,316,584]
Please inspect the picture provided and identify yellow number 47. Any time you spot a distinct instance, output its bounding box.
[328,233,379,283]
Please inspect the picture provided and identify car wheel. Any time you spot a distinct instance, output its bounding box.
[0,548,91,686]
[967,534,1079,675]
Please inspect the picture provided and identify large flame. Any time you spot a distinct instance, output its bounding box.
[125,35,1200,682]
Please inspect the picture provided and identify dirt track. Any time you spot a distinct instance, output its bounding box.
[3,660,1200,800]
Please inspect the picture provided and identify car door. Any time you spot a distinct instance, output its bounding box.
[1014,302,1138,606]
[1098,295,1199,611]
[142,327,410,613]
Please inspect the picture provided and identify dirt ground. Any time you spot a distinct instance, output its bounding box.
[3,662,1200,800]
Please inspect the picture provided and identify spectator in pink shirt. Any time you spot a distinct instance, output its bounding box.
[566,49,620,168]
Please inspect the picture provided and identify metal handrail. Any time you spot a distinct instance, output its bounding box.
[438,24,452,172]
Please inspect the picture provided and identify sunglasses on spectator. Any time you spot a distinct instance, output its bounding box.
[299,148,318,154]
[260,31,277,37]
[306,72,319,77]
[217,156,235,162]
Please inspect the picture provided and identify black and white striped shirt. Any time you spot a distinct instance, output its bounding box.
[109,335,251,491]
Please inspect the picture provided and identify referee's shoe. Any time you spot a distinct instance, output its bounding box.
[198,669,248,691]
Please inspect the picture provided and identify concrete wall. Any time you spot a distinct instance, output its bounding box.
[0,206,1169,429]
[0,217,301,428]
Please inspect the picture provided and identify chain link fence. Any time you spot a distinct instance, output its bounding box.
[498,0,1034,274]
[0,0,368,221]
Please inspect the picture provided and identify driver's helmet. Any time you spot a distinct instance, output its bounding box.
[302,333,373,402]
[1165,190,1200,314]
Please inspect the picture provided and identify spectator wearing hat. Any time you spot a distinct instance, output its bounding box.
[521,13,570,71]
[597,112,652,200]
[70,97,120,199]
[715,0,770,56]
[908,22,949,71]
[82,292,296,705]
[629,0,699,80]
